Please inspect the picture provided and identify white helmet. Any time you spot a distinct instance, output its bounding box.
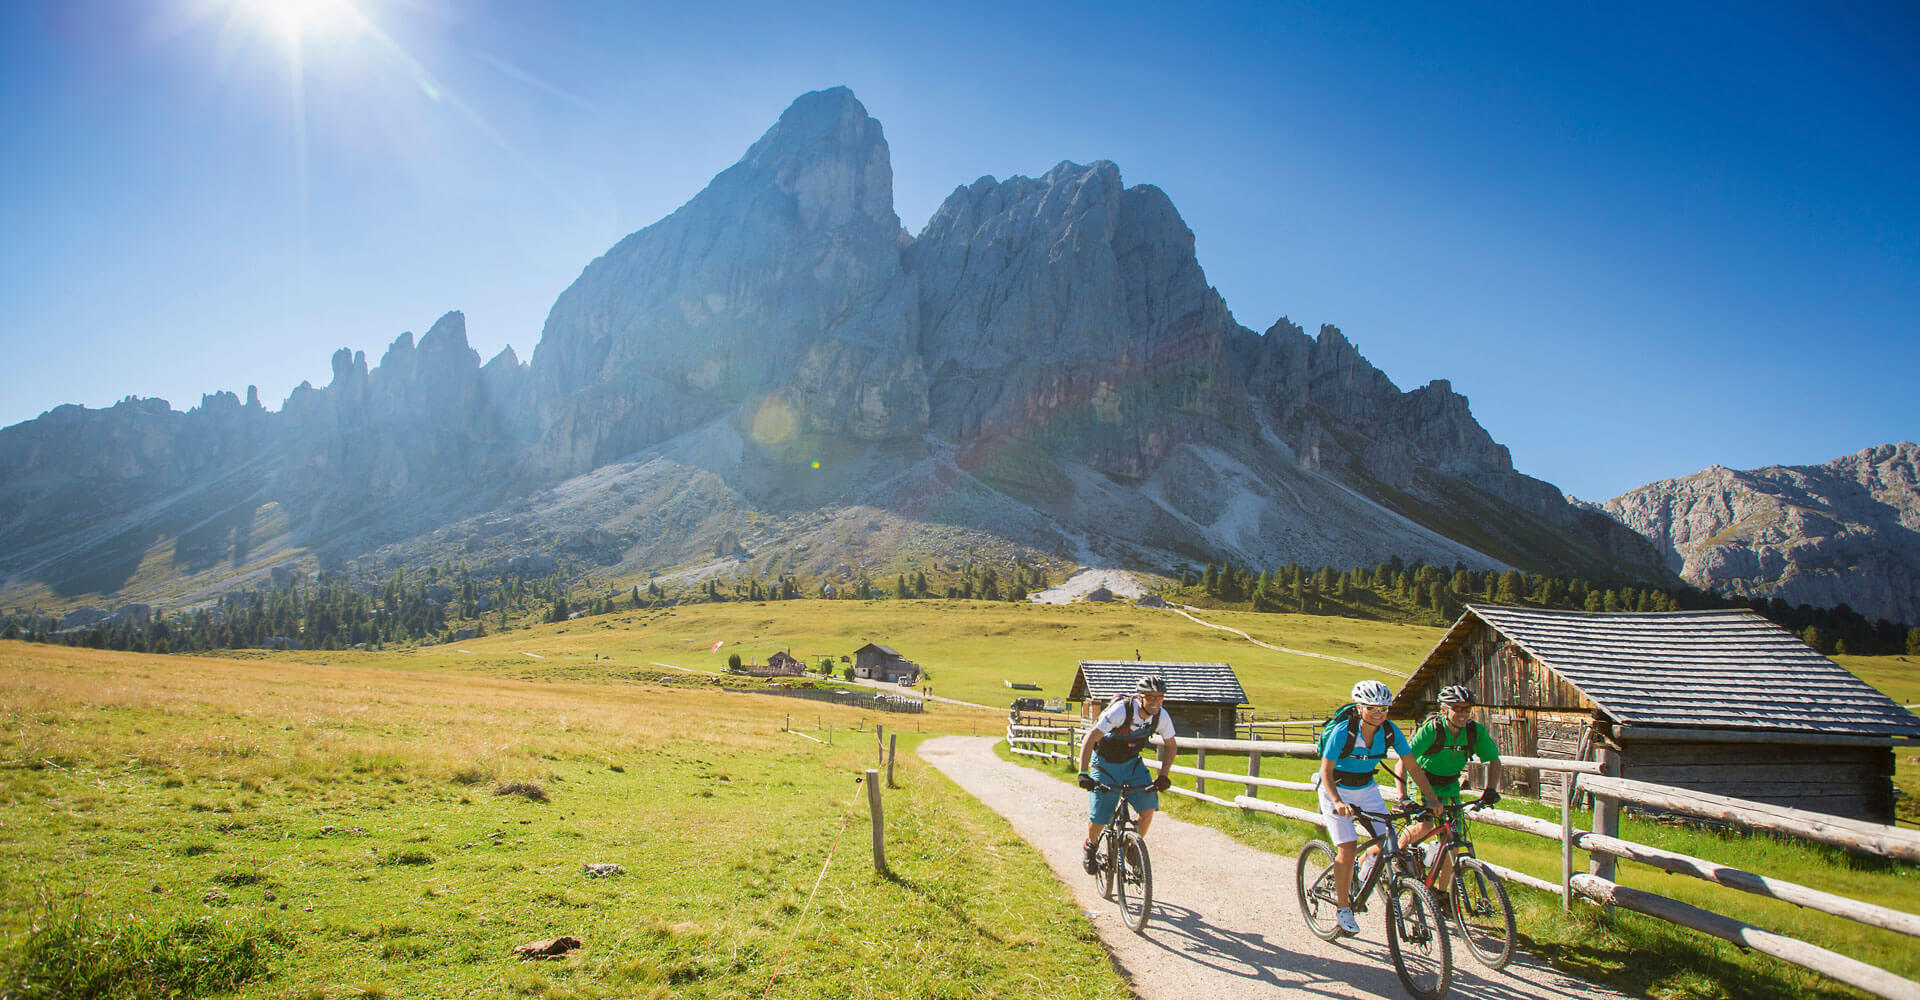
[1351,680,1393,705]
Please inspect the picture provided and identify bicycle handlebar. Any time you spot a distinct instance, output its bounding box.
[1093,782,1157,793]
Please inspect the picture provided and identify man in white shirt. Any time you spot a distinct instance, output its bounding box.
[1076,676,1178,873]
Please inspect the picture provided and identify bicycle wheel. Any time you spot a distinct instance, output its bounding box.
[1451,857,1516,970]
[1114,832,1153,933]
[1386,875,1452,1000]
[1294,839,1343,941]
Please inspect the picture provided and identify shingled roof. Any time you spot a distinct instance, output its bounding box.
[1396,605,1920,739]
[1070,660,1248,705]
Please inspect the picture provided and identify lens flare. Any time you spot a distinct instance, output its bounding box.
[750,394,798,446]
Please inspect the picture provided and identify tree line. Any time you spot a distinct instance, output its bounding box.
[1178,558,1920,656]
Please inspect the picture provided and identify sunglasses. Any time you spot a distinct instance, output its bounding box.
[1361,704,1389,712]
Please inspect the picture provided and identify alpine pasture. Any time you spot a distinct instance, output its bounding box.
[3,598,1918,999]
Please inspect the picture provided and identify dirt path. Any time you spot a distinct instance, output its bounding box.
[1168,606,1408,679]
[919,736,1630,1000]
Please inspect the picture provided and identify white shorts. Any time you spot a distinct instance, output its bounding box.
[1317,778,1389,846]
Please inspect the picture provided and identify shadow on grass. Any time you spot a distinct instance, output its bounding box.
[876,869,1008,945]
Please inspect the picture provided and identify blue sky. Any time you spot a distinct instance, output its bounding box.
[1,0,1913,501]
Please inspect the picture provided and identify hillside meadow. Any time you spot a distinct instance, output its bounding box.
[207,598,1448,714]
[0,641,1128,999]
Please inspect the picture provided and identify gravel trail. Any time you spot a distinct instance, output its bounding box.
[919,736,1631,1000]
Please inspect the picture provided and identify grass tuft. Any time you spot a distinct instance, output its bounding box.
[0,904,290,1000]
[495,781,549,803]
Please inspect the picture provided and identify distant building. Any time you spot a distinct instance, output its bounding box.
[853,643,923,684]
[766,651,805,676]
[1070,660,1249,740]
[1392,605,1920,822]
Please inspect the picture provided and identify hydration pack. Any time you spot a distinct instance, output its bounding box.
[1316,703,1401,785]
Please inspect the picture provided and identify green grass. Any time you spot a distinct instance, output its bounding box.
[1000,741,1920,1000]
[0,642,1128,999]
[203,598,1446,717]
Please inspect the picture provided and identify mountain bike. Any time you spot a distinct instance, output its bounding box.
[1407,801,1516,970]
[1089,780,1155,933]
[1296,802,1451,1000]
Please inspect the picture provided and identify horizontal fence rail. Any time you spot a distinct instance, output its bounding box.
[1019,723,1920,999]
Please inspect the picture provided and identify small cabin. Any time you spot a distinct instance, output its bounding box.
[766,651,805,676]
[853,643,922,685]
[1070,660,1249,740]
[1392,605,1920,822]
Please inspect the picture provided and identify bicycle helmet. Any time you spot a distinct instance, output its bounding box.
[1351,679,1393,705]
[1135,676,1167,695]
[1437,685,1474,705]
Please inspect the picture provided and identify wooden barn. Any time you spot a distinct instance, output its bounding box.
[853,643,922,685]
[765,651,805,676]
[1070,660,1249,740]
[1391,605,1920,822]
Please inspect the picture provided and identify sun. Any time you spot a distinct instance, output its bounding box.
[240,0,365,46]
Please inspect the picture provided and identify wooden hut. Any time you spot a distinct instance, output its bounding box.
[1391,605,1920,822]
[853,643,922,684]
[1069,660,1248,740]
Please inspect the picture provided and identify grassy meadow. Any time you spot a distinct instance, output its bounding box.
[0,640,1128,1000]
[4,599,1918,999]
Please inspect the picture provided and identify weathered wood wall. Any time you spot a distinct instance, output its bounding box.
[1077,702,1237,741]
[1169,704,1236,741]
[1624,741,1896,824]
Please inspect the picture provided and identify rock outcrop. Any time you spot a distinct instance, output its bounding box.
[1598,442,1920,623]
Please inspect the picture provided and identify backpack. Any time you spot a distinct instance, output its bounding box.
[1426,714,1482,754]
[1316,703,1401,763]
[1094,694,1164,762]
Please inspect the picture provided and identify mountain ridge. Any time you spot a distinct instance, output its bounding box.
[1595,442,1920,624]
[1,87,1728,616]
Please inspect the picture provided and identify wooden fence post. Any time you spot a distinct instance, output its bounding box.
[876,724,885,766]
[1590,747,1621,883]
[887,735,897,788]
[866,769,887,874]
[1194,747,1208,797]
[1246,751,1261,799]
[1561,768,1579,912]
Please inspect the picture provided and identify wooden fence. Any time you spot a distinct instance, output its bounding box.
[1016,719,1920,1000]
[1006,711,1079,762]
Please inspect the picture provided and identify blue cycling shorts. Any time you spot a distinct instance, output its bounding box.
[1089,754,1159,823]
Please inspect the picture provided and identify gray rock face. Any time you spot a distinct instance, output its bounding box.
[528,86,926,478]
[908,162,1241,479]
[1599,443,1920,623]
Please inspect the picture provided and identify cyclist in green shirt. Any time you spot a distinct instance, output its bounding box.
[1400,685,1503,892]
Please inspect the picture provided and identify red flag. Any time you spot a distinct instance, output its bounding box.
[709,639,724,653]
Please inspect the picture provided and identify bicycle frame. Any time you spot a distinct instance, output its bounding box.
[1347,804,1427,908]
[1404,802,1483,893]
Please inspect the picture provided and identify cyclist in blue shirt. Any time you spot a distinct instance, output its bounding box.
[1318,679,1441,935]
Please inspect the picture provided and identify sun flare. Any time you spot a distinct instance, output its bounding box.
[241,0,365,45]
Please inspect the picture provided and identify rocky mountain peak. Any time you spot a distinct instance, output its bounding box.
[1602,442,1920,622]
